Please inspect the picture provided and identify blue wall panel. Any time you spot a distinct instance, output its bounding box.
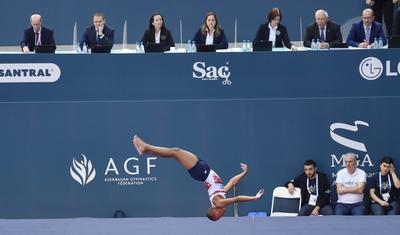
[1,50,400,218]
[1,0,365,45]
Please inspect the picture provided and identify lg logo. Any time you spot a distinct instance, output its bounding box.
[359,57,400,80]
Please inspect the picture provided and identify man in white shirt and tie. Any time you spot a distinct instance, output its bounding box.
[20,14,56,53]
[303,9,343,48]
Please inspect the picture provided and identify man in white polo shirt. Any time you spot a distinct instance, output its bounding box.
[335,152,367,215]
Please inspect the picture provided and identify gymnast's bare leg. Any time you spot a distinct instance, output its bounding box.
[133,135,198,170]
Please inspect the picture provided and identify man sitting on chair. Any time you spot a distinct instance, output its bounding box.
[20,14,56,53]
[303,9,343,48]
[80,12,114,52]
[285,159,333,216]
[335,153,367,215]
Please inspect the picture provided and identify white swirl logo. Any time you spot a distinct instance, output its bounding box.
[70,154,96,186]
[330,120,369,152]
[359,57,383,80]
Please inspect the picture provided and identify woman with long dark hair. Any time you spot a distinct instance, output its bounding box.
[192,12,228,49]
[141,13,175,49]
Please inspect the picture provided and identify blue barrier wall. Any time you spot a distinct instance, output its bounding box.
[1,50,400,218]
[1,0,365,45]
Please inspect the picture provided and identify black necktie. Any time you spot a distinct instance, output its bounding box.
[320,28,325,42]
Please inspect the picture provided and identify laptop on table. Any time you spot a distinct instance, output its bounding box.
[252,41,272,51]
[34,45,56,53]
[195,44,216,52]
[144,43,169,53]
[90,45,112,53]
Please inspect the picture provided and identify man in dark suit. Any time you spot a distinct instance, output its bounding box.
[20,14,56,53]
[80,13,114,52]
[304,9,343,49]
[367,0,398,36]
[393,8,400,35]
[347,8,387,48]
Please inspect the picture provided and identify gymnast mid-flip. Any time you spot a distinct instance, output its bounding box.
[133,135,264,221]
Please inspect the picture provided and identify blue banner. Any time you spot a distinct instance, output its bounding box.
[0,49,400,218]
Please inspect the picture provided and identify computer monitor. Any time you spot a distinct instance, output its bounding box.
[144,43,168,53]
[195,44,216,52]
[388,36,400,48]
[331,42,348,48]
[90,45,112,53]
[252,41,273,51]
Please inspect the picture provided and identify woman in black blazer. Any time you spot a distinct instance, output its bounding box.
[141,13,175,48]
[254,8,297,50]
[192,12,228,49]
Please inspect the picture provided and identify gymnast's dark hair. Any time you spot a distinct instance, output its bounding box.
[206,212,217,221]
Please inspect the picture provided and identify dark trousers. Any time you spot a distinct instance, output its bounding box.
[370,201,400,215]
[335,202,366,215]
[298,204,334,216]
[371,0,395,35]
[393,9,400,35]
